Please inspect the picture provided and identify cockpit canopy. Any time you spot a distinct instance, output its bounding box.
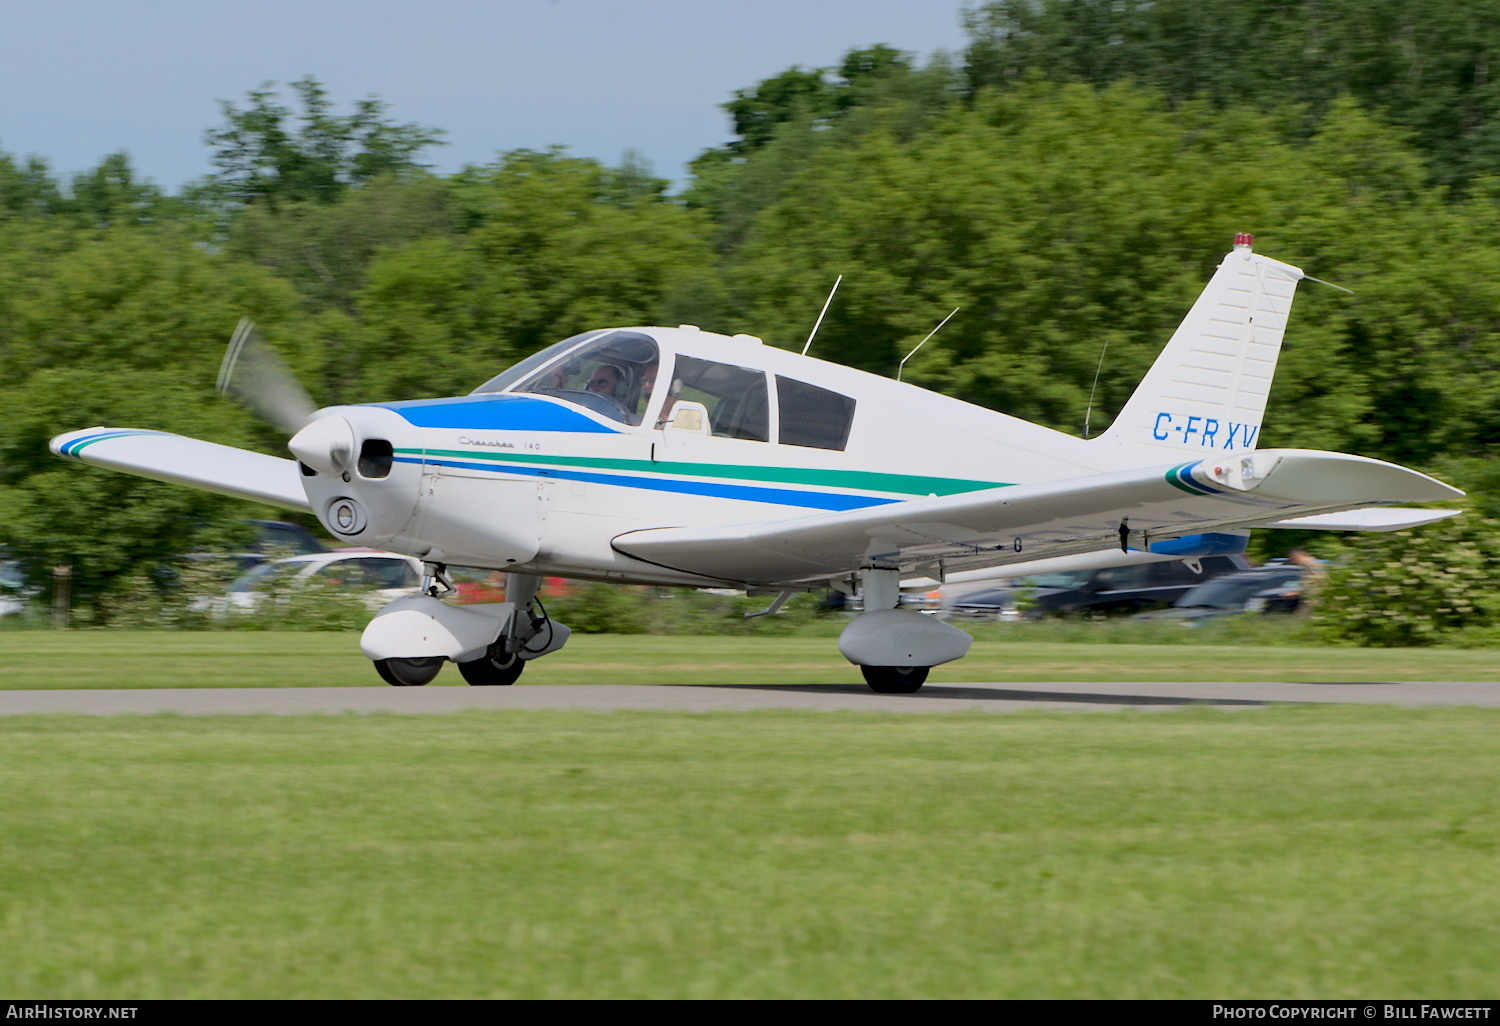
[471,329,856,449]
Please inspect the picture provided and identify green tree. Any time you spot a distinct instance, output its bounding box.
[204,77,443,209]
[0,151,67,220]
[0,229,308,612]
[225,172,456,312]
[962,0,1500,190]
[345,149,722,400]
[725,79,1500,471]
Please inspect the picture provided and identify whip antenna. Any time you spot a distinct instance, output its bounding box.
[897,308,959,382]
[1082,339,1110,439]
[802,275,842,356]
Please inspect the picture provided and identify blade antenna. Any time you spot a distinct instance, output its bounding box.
[1082,339,1109,439]
[897,308,959,382]
[802,275,842,356]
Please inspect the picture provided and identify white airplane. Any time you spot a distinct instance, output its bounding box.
[51,235,1462,691]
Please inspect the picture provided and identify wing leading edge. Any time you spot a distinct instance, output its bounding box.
[50,428,310,512]
[611,449,1462,586]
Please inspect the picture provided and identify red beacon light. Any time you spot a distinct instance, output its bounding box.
[1233,232,1254,250]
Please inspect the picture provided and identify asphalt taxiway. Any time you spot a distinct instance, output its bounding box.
[0,680,1496,715]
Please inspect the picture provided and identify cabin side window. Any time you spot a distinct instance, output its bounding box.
[776,376,855,450]
[668,356,770,441]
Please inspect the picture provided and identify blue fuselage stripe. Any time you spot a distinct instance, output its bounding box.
[370,397,619,433]
[393,456,898,511]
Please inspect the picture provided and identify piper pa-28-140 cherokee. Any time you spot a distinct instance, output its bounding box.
[51,235,1462,692]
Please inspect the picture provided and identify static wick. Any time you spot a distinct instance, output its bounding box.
[897,308,960,382]
[1304,273,1355,295]
[803,275,843,356]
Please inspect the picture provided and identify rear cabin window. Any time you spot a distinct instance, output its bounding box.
[776,376,855,450]
[671,356,770,441]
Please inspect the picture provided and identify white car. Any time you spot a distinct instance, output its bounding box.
[217,549,424,613]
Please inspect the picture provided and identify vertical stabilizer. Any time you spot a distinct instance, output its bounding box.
[1096,235,1304,462]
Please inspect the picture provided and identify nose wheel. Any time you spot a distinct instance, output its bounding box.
[374,657,444,686]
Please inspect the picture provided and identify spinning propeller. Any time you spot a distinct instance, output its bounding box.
[216,318,319,436]
[216,318,356,477]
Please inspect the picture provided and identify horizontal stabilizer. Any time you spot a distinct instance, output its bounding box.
[612,448,1462,587]
[50,428,310,511]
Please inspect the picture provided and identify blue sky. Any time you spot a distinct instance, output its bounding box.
[0,0,975,192]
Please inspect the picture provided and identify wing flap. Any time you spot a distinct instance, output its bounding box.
[612,448,1462,586]
[51,427,310,512]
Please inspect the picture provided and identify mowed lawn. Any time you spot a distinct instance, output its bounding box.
[0,630,1497,688]
[0,631,1496,998]
[1,707,1498,999]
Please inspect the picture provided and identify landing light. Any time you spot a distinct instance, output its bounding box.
[329,497,366,536]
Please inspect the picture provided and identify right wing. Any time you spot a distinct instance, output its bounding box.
[612,448,1462,587]
[50,427,310,512]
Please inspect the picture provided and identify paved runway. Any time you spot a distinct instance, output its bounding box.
[0,680,1497,715]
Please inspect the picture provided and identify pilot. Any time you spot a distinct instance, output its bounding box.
[586,364,622,397]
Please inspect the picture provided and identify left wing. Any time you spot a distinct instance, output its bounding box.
[50,427,310,511]
[612,449,1462,586]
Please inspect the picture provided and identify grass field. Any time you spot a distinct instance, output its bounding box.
[0,631,1496,999]
[0,630,1497,689]
[2,706,1498,999]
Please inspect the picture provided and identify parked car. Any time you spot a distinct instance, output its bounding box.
[213,549,423,614]
[942,555,1254,621]
[1131,563,1306,622]
[0,559,32,617]
[178,519,329,580]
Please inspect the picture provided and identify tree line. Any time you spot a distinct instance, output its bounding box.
[1,0,1496,616]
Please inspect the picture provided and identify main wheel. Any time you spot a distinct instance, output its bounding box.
[375,657,444,686]
[860,665,929,694]
[457,648,525,686]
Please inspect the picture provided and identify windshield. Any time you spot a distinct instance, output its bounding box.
[469,331,607,396]
[510,330,660,426]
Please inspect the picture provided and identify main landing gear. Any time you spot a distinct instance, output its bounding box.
[859,665,930,694]
[841,569,972,694]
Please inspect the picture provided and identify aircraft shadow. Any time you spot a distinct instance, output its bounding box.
[694,683,1269,707]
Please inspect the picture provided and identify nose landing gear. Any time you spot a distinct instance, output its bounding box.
[362,570,569,687]
[457,646,525,686]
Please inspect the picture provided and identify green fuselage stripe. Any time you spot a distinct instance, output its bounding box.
[399,448,1006,497]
